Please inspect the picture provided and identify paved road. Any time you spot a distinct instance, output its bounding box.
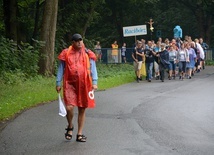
[1,66,214,155]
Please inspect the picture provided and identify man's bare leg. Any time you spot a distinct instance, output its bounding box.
[76,107,87,142]
[77,107,86,135]
[65,105,74,139]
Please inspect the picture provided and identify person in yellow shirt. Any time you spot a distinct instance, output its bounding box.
[111,41,118,63]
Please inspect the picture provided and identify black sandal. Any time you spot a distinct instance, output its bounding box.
[76,134,87,142]
[65,126,74,140]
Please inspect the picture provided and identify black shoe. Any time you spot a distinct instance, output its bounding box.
[156,76,160,80]
[148,79,151,82]
[76,134,87,142]
[65,126,74,140]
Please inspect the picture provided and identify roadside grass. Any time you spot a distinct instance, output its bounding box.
[0,63,135,121]
[206,60,214,66]
[0,77,56,121]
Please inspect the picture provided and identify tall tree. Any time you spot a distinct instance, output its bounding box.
[31,0,42,44]
[173,0,213,44]
[38,0,58,75]
[82,1,100,37]
[3,0,18,41]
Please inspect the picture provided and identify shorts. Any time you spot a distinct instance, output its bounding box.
[154,61,159,72]
[169,61,176,70]
[134,61,142,71]
[178,61,186,72]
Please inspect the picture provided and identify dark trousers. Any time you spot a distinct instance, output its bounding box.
[159,63,165,80]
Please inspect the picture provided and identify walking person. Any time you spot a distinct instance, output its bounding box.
[56,33,98,142]
[186,43,196,79]
[190,42,197,75]
[168,45,178,79]
[177,43,189,80]
[132,41,144,82]
[154,41,161,80]
[144,41,156,82]
[199,37,209,69]
[156,43,170,82]
[195,39,205,73]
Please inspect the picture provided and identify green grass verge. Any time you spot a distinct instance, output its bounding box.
[0,77,56,121]
[0,63,135,121]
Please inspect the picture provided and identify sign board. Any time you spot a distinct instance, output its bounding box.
[123,25,147,37]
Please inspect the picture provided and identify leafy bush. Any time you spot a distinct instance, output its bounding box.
[206,60,214,66]
[0,69,26,85]
[0,37,19,72]
[18,42,39,76]
[0,36,41,84]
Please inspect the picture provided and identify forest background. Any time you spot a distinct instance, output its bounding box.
[0,0,214,76]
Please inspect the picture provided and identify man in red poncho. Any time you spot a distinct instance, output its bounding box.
[56,33,98,142]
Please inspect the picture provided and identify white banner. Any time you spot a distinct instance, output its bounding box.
[123,25,147,37]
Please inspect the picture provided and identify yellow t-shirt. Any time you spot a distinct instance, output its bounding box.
[111,44,118,56]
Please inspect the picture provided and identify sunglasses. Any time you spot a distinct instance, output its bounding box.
[74,39,82,42]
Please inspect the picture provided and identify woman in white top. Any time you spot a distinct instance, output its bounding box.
[177,43,189,80]
[168,45,178,79]
[186,43,197,79]
[194,38,205,72]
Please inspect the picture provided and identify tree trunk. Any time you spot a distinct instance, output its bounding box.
[196,9,212,45]
[3,0,18,41]
[38,0,58,76]
[82,6,94,37]
[204,15,212,45]
[31,0,41,45]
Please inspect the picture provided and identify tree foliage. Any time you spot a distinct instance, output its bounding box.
[0,37,42,83]
[1,0,213,46]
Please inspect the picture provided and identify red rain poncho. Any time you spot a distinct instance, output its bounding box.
[58,45,96,108]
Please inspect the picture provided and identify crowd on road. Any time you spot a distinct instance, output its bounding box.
[93,36,209,83]
[131,36,209,82]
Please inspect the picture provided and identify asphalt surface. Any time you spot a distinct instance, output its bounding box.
[1,66,214,155]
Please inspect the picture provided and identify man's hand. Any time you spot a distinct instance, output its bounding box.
[56,86,61,93]
[92,84,98,90]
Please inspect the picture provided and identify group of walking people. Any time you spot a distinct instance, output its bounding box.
[55,32,209,143]
[132,36,209,82]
